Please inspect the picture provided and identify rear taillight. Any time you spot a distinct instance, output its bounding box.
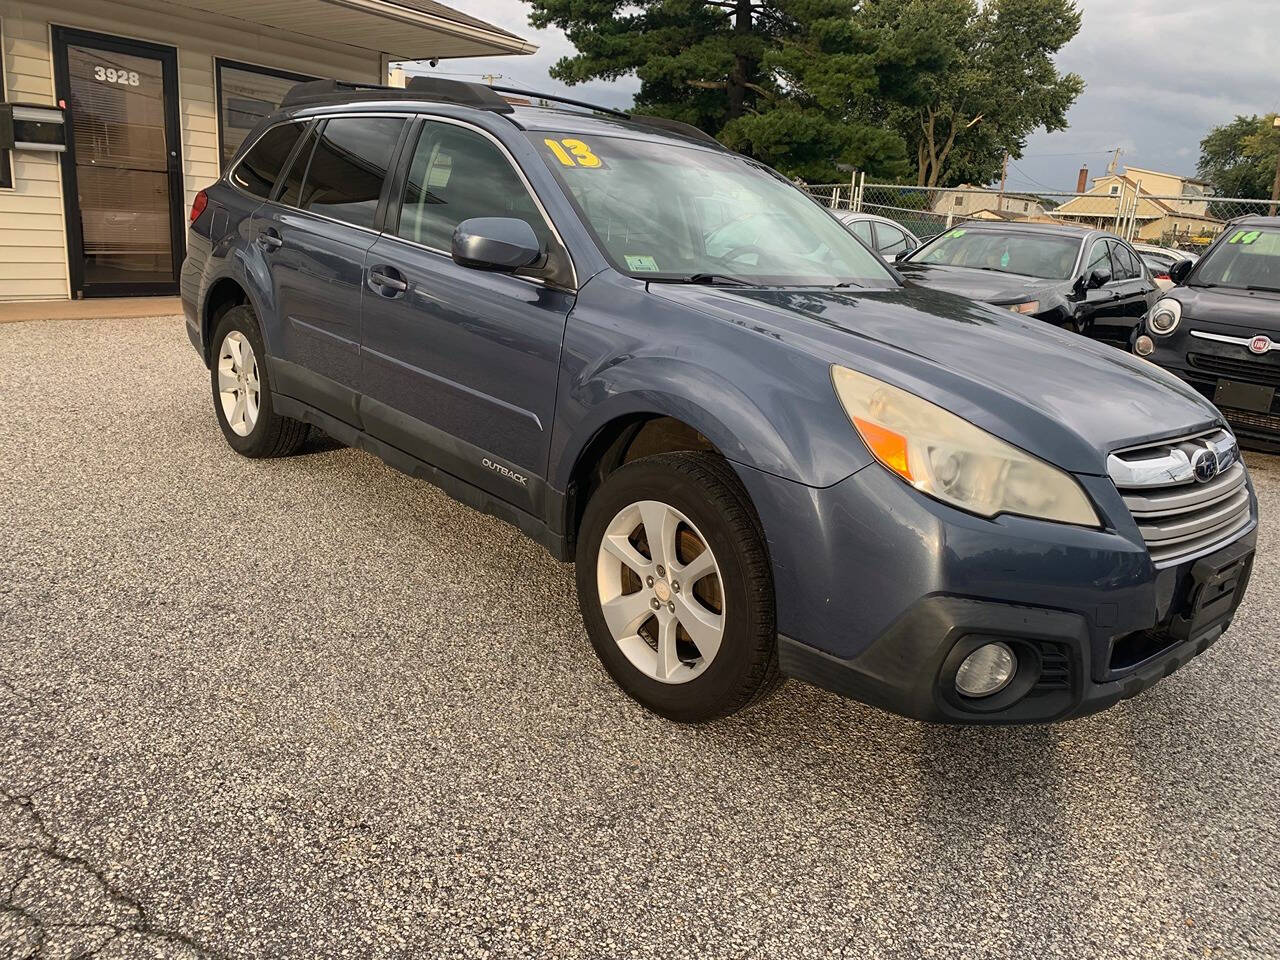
[190,189,208,223]
[1154,272,1169,281]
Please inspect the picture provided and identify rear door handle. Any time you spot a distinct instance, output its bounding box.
[257,228,283,251]
[368,265,408,296]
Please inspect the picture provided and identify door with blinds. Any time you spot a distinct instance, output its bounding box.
[53,28,185,297]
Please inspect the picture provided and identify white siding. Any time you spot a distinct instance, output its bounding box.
[0,0,383,300]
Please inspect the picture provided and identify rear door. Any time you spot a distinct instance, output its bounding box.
[360,117,576,511]
[249,114,408,423]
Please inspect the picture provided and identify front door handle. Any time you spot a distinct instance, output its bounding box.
[257,228,283,251]
[368,265,408,296]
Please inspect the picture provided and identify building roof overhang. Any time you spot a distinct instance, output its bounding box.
[167,0,536,60]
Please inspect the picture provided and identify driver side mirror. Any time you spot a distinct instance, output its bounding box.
[1168,259,1194,286]
[894,250,912,263]
[451,217,542,272]
[1087,267,1112,289]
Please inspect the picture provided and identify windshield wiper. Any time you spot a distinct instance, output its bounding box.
[1245,285,1280,294]
[650,273,754,287]
[833,279,866,288]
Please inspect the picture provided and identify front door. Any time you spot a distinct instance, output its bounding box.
[361,118,576,513]
[53,28,185,297]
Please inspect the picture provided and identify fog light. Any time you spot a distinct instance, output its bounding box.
[1134,334,1154,356]
[955,642,1016,698]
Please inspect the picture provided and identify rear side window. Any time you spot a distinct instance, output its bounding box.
[231,121,305,199]
[295,116,406,228]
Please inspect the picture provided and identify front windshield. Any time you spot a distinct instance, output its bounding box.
[1192,227,1280,291]
[530,131,895,287]
[911,228,1080,280]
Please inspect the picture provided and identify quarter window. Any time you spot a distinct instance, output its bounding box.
[294,116,405,229]
[231,121,305,200]
[395,120,566,282]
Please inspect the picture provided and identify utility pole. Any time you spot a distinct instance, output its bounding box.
[998,152,1008,211]
[1270,116,1280,217]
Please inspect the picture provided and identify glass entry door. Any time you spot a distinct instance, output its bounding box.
[54,29,184,297]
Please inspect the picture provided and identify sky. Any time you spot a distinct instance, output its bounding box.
[408,0,1280,193]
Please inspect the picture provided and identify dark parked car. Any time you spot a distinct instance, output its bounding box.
[181,78,1256,725]
[896,222,1159,345]
[1133,216,1280,451]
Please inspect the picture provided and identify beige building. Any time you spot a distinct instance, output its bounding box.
[0,0,532,301]
[931,185,1051,221]
[1053,166,1222,244]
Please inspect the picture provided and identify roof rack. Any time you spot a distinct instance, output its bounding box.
[278,77,722,148]
[279,77,513,114]
[490,85,722,147]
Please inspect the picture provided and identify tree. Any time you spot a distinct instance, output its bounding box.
[1198,114,1280,201]
[862,0,1084,187]
[523,0,1083,185]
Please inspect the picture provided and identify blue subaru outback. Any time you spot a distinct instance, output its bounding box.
[182,78,1257,724]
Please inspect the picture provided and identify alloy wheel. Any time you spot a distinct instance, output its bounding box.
[217,331,260,437]
[595,499,725,684]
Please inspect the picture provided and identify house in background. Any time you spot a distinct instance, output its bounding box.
[0,0,533,302]
[1053,165,1222,245]
[931,185,1051,221]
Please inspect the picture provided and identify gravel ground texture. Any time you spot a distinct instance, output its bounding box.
[1,314,1278,960]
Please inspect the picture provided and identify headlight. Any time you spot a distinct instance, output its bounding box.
[1007,300,1040,314]
[1147,297,1181,335]
[831,366,1100,526]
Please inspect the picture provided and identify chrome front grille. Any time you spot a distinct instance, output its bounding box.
[1108,429,1252,567]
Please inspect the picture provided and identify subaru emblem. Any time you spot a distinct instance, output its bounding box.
[1191,447,1219,483]
[1250,335,1271,354]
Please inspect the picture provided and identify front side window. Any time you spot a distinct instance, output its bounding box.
[217,60,317,168]
[875,223,909,256]
[294,116,405,228]
[847,219,873,245]
[1191,227,1280,292]
[1109,241,1140,280]
[533,131,895,287]
[394,120,569,285]
[916,228,1081,280]
[1084,239,1111,279]
[231,121,305,199]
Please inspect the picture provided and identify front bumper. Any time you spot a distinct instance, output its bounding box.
[734,457,1258,724]
[1138,323,1280,450]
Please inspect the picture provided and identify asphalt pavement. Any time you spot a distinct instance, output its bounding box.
[1,315,1277,959]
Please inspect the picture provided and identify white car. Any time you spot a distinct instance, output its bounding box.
[833,212,921,259]
[1132,242,1198,291]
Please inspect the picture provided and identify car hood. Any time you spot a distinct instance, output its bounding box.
[1169,284,1280,332]
[650,283,1222,474]
[896,262,1061,304]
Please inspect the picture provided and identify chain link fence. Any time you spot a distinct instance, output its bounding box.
[803,177,1277,254]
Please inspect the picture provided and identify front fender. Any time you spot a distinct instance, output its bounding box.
[548,272,871,491]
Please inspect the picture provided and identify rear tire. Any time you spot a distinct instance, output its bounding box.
[575,452,781,722]
[210,305,308,458]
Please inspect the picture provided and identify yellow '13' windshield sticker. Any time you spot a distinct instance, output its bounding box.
[544,138,603,168]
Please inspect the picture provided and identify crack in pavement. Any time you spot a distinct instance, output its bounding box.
[1,790,224,959]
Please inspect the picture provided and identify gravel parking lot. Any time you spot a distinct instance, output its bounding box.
[2,314,1278,959]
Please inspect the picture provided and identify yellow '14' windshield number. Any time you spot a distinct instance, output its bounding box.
[544,138,602,168]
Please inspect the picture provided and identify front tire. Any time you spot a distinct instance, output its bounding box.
[575,452,781,722]
[210,305,308,458]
